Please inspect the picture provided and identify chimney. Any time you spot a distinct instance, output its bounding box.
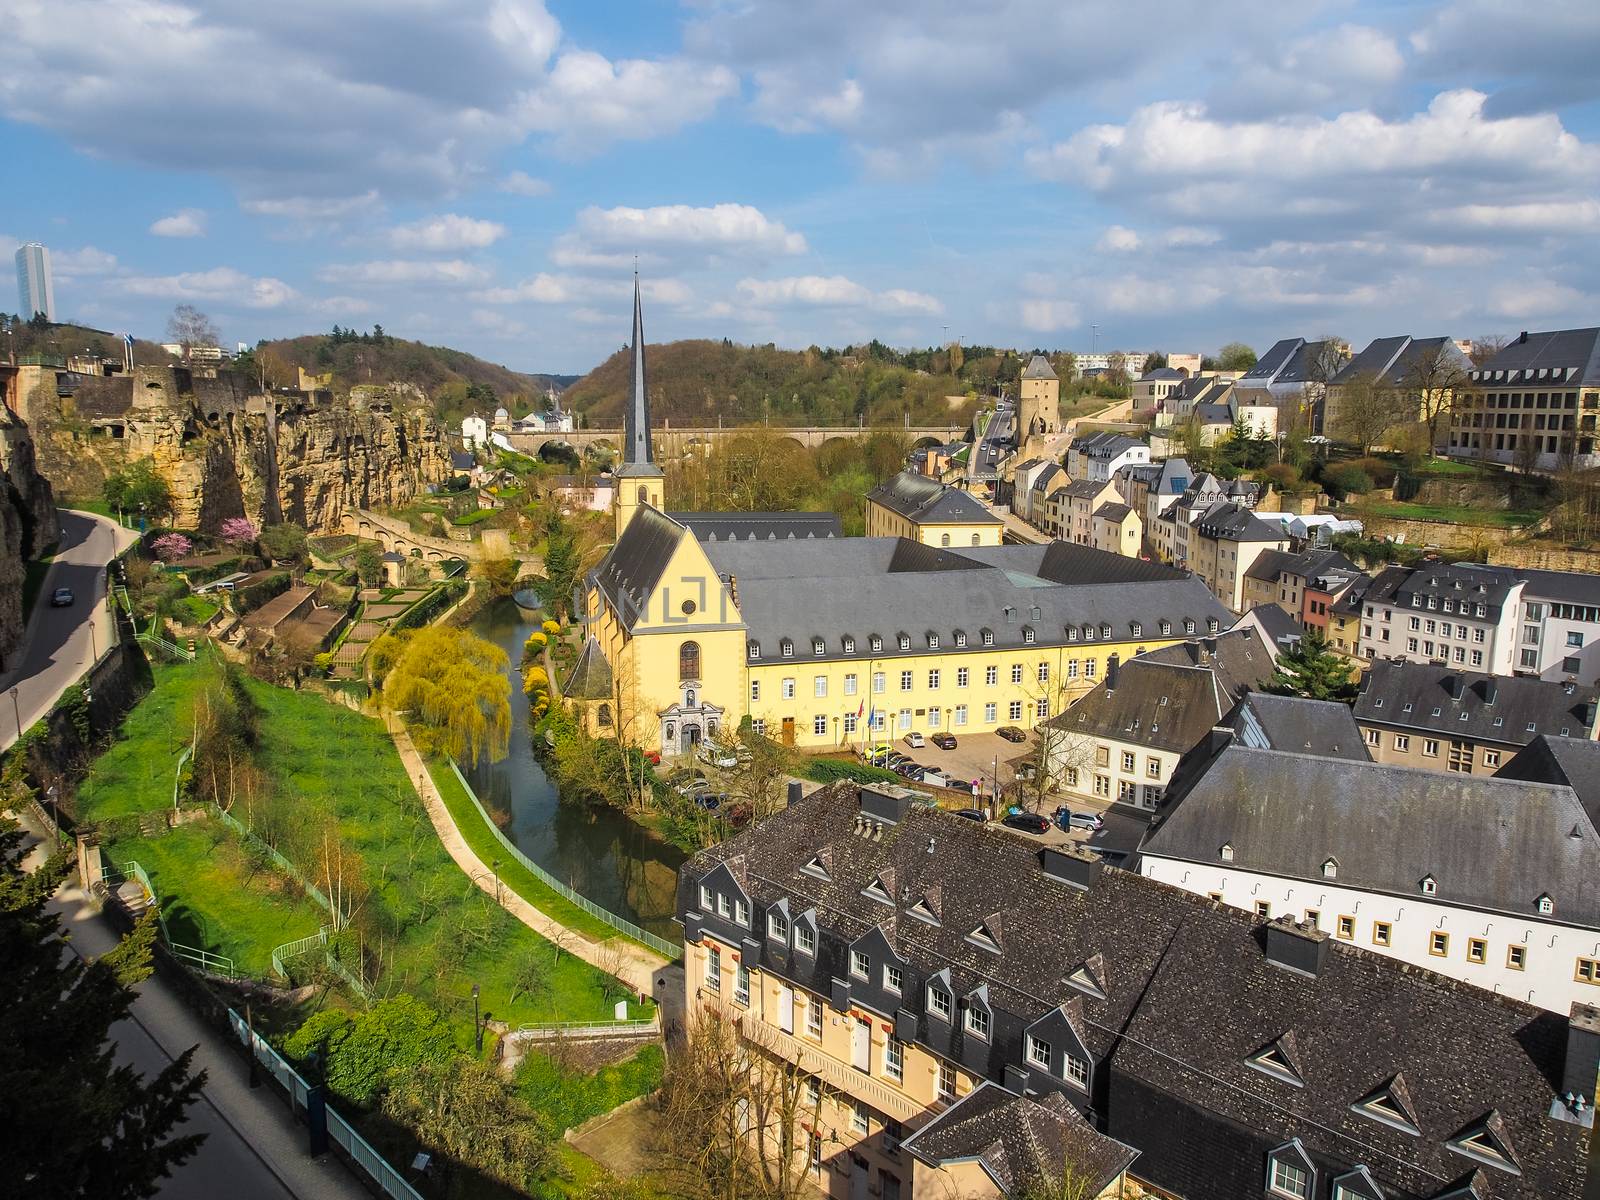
[1040,847,1102,892]
[1518,330,1529,345]
[1264,917,1330,978]
[787,780,803,808]
[1201,636,1217,662]
[1562,1002,1600,1118]
[1106,653,1121,692]
[1186,641,1203,667]
[1481,678,1497,706]
[1446,674,1464,701]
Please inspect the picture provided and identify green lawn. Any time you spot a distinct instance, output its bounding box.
[176,594,220,624]
[107,824,325,976]
[76,663,207,821]
[1357,498,1544,528]
[516,1043,664,1134]
[77,659,646,1026]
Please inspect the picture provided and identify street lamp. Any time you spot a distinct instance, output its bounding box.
[46,786,58,836]
[9,686,20,740]
[472,983,483,1054]
[490,858,502,907]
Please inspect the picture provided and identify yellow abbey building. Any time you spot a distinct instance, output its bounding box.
[864,470,1003,547]
[565,284,1231,758]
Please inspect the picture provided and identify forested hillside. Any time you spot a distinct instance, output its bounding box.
[0,316,169,366]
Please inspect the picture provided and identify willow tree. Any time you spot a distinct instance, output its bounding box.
[372,627,511,767]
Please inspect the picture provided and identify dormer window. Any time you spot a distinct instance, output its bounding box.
[1160,620,1171,635]
[1446,1113,1521,1175]
[844,636,856,654]
[1131,622,1142,637]
[1352,1075,1421,1136]
[966,919,1002,954]
[850,949,869,979]
[1100,623,1112,639]
[781,638,794,658]
[1321,858,1338,879]
[928,633,939,650]
[748,641,761,660]
[1266,1139,1316,1200]
[1420,875,1437,896]
[1247,1035,1304,1087]
[1184,619,1196,634]
[981,629,994,646]
[768,910,789,942]
[1220,842,1235,863]
[1536,893,1553,915]
[699,884,712,911]
[1207,618,1220,633]
[734,898,749,925]
[964,1003,990,1040]
[871,635,883,653]
[812,638,824,656]
[801,854,831,881]
[1023,626,1036,645]
[1067,626,1079,642]
[926,974,953,1021]
[898,634,911,651]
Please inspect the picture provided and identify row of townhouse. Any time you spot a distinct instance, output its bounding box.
[680,781,1595,1200]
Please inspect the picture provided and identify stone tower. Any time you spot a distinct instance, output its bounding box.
[614,273,665,539]
[1019,354,1060,439]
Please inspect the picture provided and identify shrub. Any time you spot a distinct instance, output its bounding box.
[802,758,902,785]
[1323,463,1374,500]
[1349,456,1397,487]
[541,619,561,637]
[284,995,456,1109]
[523,631,547,657]
[1262,463,1301,491]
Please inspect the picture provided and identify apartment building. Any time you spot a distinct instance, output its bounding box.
[1139,736,1600,1015]
[680,782,1594,1200]
[1089,502,1140,558]
[1514,567,1600,681]
[1239,549,1360,620]
[1181,501,1289,613]
[1446,327,1600,470]
[1058,478,1117,544]
[1352,660,1598,774]
[865,471,1004,547]
[1355,563,1522,672]
[1066,432,1148,483]
[1325,335,1472,448]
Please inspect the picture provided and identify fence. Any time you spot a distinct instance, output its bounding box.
[95,856,240,980]
[446,760,681,961]
[226,1009,426,1200]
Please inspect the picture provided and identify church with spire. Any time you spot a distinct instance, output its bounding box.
[564,279,1229,759]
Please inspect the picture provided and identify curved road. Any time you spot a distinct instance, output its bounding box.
[0,509,138,750]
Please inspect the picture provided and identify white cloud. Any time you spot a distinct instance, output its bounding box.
[517,51,737,154]
[310,295,374,316]
[735,275,941,314]
[149,209,206,238]
[1018,299,1081,333]
[1097,225,1142,252]
[554,203,807,273]
[1435,200,1600,233]
[52,246,119,277]
[498,170,551,197]
[479,273,692,307]
[388,214,506,251]
[242,192,382,221]
[1409,0,1600,115]
[1208,24,1405,118]
[316,260,492,286]
[115,267,297,309]
[1487,280,1591,320]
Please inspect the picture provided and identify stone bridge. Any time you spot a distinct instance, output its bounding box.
[342,508,482,561]
[502,422,966,459]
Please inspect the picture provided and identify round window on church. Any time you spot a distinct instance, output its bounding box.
[681,599,697,616]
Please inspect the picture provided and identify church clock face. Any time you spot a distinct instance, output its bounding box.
[682,599,697,615]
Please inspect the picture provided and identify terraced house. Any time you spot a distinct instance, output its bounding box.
[679,782,1594,1200]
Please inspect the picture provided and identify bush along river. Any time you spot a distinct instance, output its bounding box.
[468,597,686,941]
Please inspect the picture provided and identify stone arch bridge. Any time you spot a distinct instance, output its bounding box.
[342,508,481,562]
[503,423,964,459]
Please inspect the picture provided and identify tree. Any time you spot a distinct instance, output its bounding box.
[283,995,454,1108]
[372,626,512,767]
[1468,334,1507,367]
[258,522,309,565]
[151,532,193,562]
[1021,681,1096,815]
[1216,342,1257,371]
[104,458,174,522]
[0,817,206,1197]
[473,556,519,598]
[1394,340,1469,455]
[1144,351,1168,371]
[721,725,797,823]
[165,305,219,357]
[1331,372,1409,455]
[353,543,384,586]
[218,516,258,550]
[1266,629,1357,702]
[540,509,582,622]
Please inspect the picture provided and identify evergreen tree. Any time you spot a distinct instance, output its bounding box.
[540,510,582,623]
[0,818,206,1197]
[1265,628,1357,702]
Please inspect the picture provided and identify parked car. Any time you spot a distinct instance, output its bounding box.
[50,587,74,607]
[671,771,710,796]
[930,732,957,750]
[882,752,910,768]
[904,732,925,749]
[861,743,894,762]
[698,745,740,769]
[953,808,986,822]
[692,791,725,811]
[1054,806,1104,832]
[997,726,1027,743]
[1002,812,1051,835]
[894,761,924,778]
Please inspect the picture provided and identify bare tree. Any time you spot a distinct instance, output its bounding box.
[1513,426,1543,475]
[1469,334,1507,368]
[1015,677,1096,814]
[1395,341,1470,455]
[1330,372,1410,455]
[1301,336,1350,435]
[166,305,220,358]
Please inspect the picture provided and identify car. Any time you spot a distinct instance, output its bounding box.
[996,726,1027,743]
[904,732,925,749]
[698,746,740,769]
[894,761,923,778]
[50,587,74,607]
[930,732,957,750]
[671,772,710,796]
[1054,807,1104,832]
[861,743,894,761]
[882,752,910,768]
[1002,812,1051,835]
[953,808,986,822]
[692,791,725,811]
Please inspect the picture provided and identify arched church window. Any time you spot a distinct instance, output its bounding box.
[638,486,650,504]
[680,640,701,682]
[597,703,612,727]
[940,533,951,547]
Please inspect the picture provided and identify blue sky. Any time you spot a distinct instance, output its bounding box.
[2,0,1598,374]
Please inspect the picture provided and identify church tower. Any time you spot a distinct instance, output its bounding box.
[613,273,665,539]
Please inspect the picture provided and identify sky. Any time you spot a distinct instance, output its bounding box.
[2,0,1598,376]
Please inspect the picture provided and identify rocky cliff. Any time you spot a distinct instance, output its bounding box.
[23,366,450,532]
[0,405,61,672]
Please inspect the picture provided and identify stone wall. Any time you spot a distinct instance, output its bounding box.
[0,404,61,671]
[24,366,450,534]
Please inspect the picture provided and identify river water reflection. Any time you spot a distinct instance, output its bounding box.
[467,598,686,940]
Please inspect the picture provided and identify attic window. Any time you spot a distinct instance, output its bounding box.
[748,641,761,660]
[1352,1078,1421,1136]
[1401,702,1412,713]
[1159,620,1171,635]
[1430,707,1442,718]
[1525,722,1537,733]
[898,634,911,651]
[1100,623,1112,639]
[1447,1116,1521,1175]
[1536,893,1553,915]
[800,854,830,881]
[843,637,856,654]
[1458,711,1470,722]
[907,897,941,926]
[1373,698,1384,708]
[1321,858,1338,879]
[871,635,883,652]
[981,629,994,646]
[1492,716,1503,727]
[1220,842,1235,863]
[1184,619,1196,634]
[1421,875,1437,896]
[1207,618,1220,633]
[1131,622,1142,637]
[966,921,1001,954]
[1067,627,1079,642]
[861,877,894,906]
[954,631,967,647]
[928,633,939,650]
[781,638,794,658]
[1023,626,1036,645]
[1246,1038,1304,1087]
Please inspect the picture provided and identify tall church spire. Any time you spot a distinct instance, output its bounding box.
[625,271,654,467]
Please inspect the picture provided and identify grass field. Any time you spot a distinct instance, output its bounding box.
[516,1043,664,1134]
[427,759,626,945]
[1357,497,1544,528]
[77,659,646,1026]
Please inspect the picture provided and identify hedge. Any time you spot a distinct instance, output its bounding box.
[393,581,468,631]
[232,571,291,614]
[802,758,903,785]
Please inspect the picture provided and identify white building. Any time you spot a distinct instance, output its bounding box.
[1066,431,1148,483]
[1138,739,1600,1014]
[14,242,54,321]
[461,414,489,450]
[1357,563,1523,674]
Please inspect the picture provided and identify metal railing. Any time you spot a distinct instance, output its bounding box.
[515,1016,659,1036]
[226,1009,425,1200]
[168,940,240,978]
[446,760,681,960]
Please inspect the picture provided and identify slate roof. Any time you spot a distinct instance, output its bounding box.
[1225,693,1368,759]
[1512,565,1600,606]
[1021,354,1058,380]
[1239,338,1303,383]
[591,504,685,629]
[562,636,613,700]
[1358,561,1522,622]
[668,511,842,542]
[1353,660,1599,746]
[902,1083,1139,1196]
[1236,603,1304,650]
[1496,734,1600,832]
[867,471,1002,526]
[1045,629,1275,754]
[1194,401,1233,424]
[1469,327,1600,388]
[682,784,1590,1200]
[1191,500,1283,542]
[1093,501,1134,523]
[707,537,1230,664]
[1331,335,1471,388]
[1070,431,1144,459]
[1244,549,1300,583]
[1138,367,1187,382]
[449,450,475,470]
[1140,744,1600,928]
[1060,478,1112,501]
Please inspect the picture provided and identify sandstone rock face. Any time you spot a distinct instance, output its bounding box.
[0,405,61,672]
[26,366,449,533]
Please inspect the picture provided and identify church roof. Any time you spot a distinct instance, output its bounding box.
[592,505,688,629]
[624,273,653,468]
[669,511,843,541]
[563,637,614,700]
[866,471,1002,525]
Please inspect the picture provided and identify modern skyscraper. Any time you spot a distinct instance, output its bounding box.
[15,242,55,322]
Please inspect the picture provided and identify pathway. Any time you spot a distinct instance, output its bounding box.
[386,720,669,998]
[16,819,368,1200]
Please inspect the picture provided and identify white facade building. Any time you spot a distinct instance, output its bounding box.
[14,242,54,321]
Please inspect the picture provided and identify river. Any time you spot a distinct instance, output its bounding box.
[467,598,687,941]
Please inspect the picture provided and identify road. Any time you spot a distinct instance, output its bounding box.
[0,508,138,750]
[19,823,370,1200]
